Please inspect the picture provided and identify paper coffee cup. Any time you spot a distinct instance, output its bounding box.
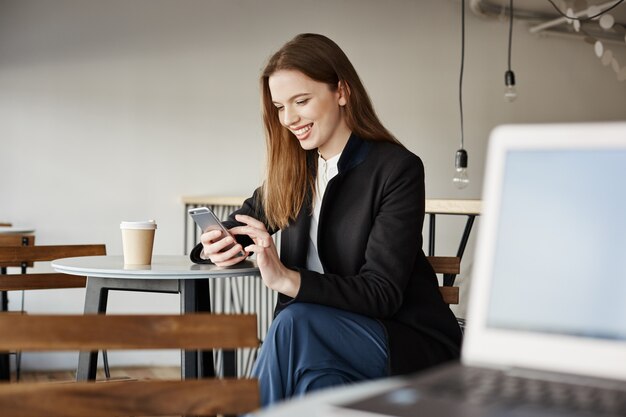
[120,220,157,265]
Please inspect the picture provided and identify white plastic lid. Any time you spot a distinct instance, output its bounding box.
[120,220,157,230]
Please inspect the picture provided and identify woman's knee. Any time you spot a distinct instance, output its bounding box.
[277,302,329,320]
[266,303,338,351]
[294,369,351,395]
[265,303,311,345]
[272,303,330,330]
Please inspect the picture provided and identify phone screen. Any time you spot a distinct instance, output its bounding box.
[188,207,242,255]
[189,207,229,234]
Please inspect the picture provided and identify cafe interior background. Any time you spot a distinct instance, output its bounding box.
[1,0,625,371]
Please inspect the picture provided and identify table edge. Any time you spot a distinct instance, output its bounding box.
[51,256,260,279]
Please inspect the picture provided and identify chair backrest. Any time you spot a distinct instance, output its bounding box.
[0,233,36,268]
[0,313,260,417]
[427,256,460,305]
[0,245,106,290]
[0,234,34,248]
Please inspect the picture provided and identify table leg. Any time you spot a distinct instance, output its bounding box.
[180,279,198,379]
[428,214,436,257]
[0,267,9,381]
[184,204,190,255]
[0,326,8,381]
[76,278,109,381]
[221,278,236,378]
[0,354,8,382]
[1,267,8,311]
[195,279,219,378]
[180,279,216,379]
[443,215,476,287]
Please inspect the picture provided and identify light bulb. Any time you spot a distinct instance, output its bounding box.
[504,70,517,102]
[453,167,469,188]
[453,149,469,189]
[504,85,517,102]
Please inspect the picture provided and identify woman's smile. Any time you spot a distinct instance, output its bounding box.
[291,123,313,140]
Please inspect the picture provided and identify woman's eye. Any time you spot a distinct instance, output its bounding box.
[295,99,309,105]
[275,106,284,112]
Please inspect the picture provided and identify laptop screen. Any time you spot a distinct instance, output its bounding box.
[486,149,626,341]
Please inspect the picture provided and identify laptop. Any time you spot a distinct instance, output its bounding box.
[332,122,626,417]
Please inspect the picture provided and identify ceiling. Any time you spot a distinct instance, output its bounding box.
[470,0,626,44]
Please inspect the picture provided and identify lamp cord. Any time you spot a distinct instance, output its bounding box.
[508,0,513,72]
[545,0,624,21]
[459,0,465,150]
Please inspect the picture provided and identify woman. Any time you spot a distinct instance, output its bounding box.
[190,33,462,406]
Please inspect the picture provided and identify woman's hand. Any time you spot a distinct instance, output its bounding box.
[230,214,301,297]
[199,229,247,267]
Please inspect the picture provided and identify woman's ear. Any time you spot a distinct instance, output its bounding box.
[337,81,350,106]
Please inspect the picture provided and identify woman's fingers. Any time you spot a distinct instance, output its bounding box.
[214,254,246,267]
[203,234,235,255]
[210,241,246,264]
[200,229,247,263]
[244,244,273,268]
[244,243,263,254]
[200,229,223,245]
[235,214,266,230]
[230,225,272,248]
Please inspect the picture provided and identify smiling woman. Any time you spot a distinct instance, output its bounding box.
[189,33,463,409]
[258,34,402,231]
[268,69,350,158]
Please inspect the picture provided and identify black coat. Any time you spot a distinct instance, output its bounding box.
[191,134,462,374]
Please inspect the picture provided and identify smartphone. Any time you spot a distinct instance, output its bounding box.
[188,207,243,256]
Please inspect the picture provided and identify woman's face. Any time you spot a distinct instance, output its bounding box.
[268,69,351,159]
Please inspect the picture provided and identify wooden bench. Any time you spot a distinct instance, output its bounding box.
[0,313,260,417]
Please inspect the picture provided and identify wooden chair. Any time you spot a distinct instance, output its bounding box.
[0,245,105,292]
[0,244,106,381]
[0,233,34,249]
[427,255,467,334]
[427,256,461,305]
[0,313,260,417]
[0,233,36,272]
[0,231,34,381]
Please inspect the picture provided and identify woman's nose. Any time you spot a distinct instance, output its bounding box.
[282,106,299,126]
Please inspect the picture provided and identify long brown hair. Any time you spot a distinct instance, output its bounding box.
[260,33,401,230]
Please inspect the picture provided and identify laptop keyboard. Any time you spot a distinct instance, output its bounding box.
[424,367,626,416]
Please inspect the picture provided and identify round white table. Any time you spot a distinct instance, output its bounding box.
[0,226,35,234]
[52,255,260,381]
[52,255,258,279]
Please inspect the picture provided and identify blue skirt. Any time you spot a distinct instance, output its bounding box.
[251,302,389,407]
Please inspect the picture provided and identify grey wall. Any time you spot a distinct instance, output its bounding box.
[1,0,625,370]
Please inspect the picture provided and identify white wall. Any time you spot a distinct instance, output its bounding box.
[1,0,625,370]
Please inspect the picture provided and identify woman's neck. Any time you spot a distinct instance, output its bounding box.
[318,128,352,161]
